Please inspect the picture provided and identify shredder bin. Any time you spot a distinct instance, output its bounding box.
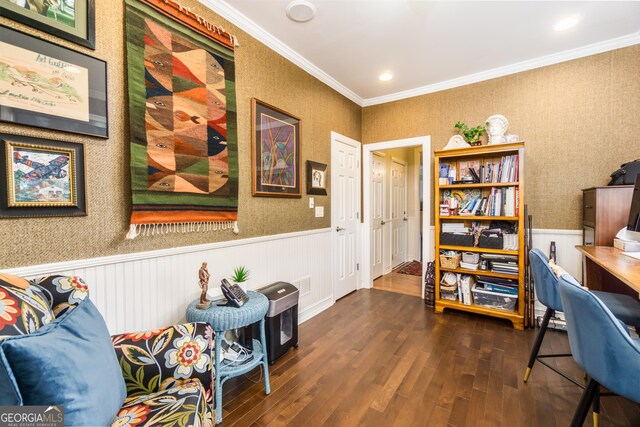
[257,281,299,364]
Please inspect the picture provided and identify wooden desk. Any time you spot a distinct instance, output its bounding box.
[576,246,640,297]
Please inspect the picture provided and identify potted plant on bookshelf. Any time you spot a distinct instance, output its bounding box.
[454,121,489,146]
[230,266,250,292]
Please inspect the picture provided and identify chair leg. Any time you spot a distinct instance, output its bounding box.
[571,378,599,427]
[592,386,600,427]
[524,307,554,382]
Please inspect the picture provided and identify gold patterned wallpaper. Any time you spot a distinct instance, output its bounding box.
[0,0,361,268]
[1,2,638,269]
[363,45,640,230]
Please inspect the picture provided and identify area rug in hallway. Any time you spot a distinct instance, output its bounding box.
[396,260,422,276]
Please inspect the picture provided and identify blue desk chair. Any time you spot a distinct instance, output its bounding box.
[558,274,640,427]
[524,249,640,383]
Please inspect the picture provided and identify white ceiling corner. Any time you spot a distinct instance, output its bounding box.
[200,1,640,108]
[198,0,364,105]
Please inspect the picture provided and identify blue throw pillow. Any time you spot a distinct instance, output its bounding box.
[0,299,126,426]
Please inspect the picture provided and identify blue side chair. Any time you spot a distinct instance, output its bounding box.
[524,249,640,383]
[558,274,640,427]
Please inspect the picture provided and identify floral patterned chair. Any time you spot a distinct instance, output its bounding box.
[0,274,215,427]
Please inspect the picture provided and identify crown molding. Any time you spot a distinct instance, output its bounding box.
[362,32,640,107]
[199,0,364,106]
[195,1,639,109]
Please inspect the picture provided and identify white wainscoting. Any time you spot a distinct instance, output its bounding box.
[6,226,582,334]
[6,228,333,335]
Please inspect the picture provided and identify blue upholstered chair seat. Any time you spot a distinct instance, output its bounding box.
[591,291,640,328]
[558,274,640,426]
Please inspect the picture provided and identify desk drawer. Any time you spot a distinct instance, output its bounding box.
[583,190,596,226]
[583,226,595,246]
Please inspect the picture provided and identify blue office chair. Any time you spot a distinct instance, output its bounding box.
[524,249,640,383]
[558,274,640,427]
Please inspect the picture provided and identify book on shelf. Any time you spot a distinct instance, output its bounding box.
[458,274,474,305]
[477,275,519,295]
[442,222,468,232]
[482,154,519,183]
[468,187,518,217]
[439,163,451,185]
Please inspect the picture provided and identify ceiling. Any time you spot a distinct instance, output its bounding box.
[206,1,640,105]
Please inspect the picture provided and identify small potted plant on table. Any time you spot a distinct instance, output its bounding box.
[230,266,250,293]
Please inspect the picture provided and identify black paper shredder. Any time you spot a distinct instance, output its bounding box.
[257,282,299,364]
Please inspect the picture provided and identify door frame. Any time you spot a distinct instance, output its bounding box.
[362,136,432,298]
[390,157,408,269]
[370,151,387,279]
[331,131,362,303]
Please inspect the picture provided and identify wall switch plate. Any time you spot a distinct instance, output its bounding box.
[309,197,314,208]
[315,206,324,218]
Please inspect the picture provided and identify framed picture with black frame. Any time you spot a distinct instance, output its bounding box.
[0,0,96,49]
[0,26,108,138]
[0,133,87,218]
[306,160,327,195]
[251,98,301,198]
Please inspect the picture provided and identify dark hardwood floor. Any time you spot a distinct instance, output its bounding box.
[220,289,640,426]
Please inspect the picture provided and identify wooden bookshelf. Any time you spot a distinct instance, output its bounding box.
[434,142,525,330]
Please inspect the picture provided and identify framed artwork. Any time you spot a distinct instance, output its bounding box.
[306,160,327,195]
[0,26,108,138]
[0,0,95,49]
[251,98,301,198]
[0,133,86,217]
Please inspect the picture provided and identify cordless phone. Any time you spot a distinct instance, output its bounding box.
[220,278,249,308]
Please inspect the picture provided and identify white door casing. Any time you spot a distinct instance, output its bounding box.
[331,132,361,301]
[371,152,385,279]
[361,136,431,298]
[391,159,408,268]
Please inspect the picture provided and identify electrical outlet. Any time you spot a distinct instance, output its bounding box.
[309,197,314,208]
[315,206,324,217]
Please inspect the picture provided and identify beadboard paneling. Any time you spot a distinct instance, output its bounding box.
[7,229,332,335]
[6,227,581,334]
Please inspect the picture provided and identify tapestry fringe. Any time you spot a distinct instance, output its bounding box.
[125,221,239,240]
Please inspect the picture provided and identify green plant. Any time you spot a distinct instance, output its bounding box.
[230,266,250,283]
[454,121,489,146]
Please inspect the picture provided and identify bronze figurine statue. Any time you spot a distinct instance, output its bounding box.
[197,262,212,309]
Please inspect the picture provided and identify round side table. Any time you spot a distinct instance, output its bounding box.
[186,291,270,424]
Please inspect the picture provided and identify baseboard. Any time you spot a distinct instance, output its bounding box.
[299,296,333,324]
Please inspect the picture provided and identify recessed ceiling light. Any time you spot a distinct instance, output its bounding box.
[286,1,317,23]
[554,14,581,32]
[379,72,393,81]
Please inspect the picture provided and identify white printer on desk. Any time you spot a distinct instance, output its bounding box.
[613,228,640,252]
[614,175,640,253]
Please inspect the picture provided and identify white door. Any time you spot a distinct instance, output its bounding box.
[371,153,385,279]
[331,133,361,300]
[391,160,408,268]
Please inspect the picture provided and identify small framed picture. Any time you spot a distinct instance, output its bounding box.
[251,98,301,198]
[0,26,108,138]
[0,133,86,217]
[306,160,327,195]
[0,0,95,49]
